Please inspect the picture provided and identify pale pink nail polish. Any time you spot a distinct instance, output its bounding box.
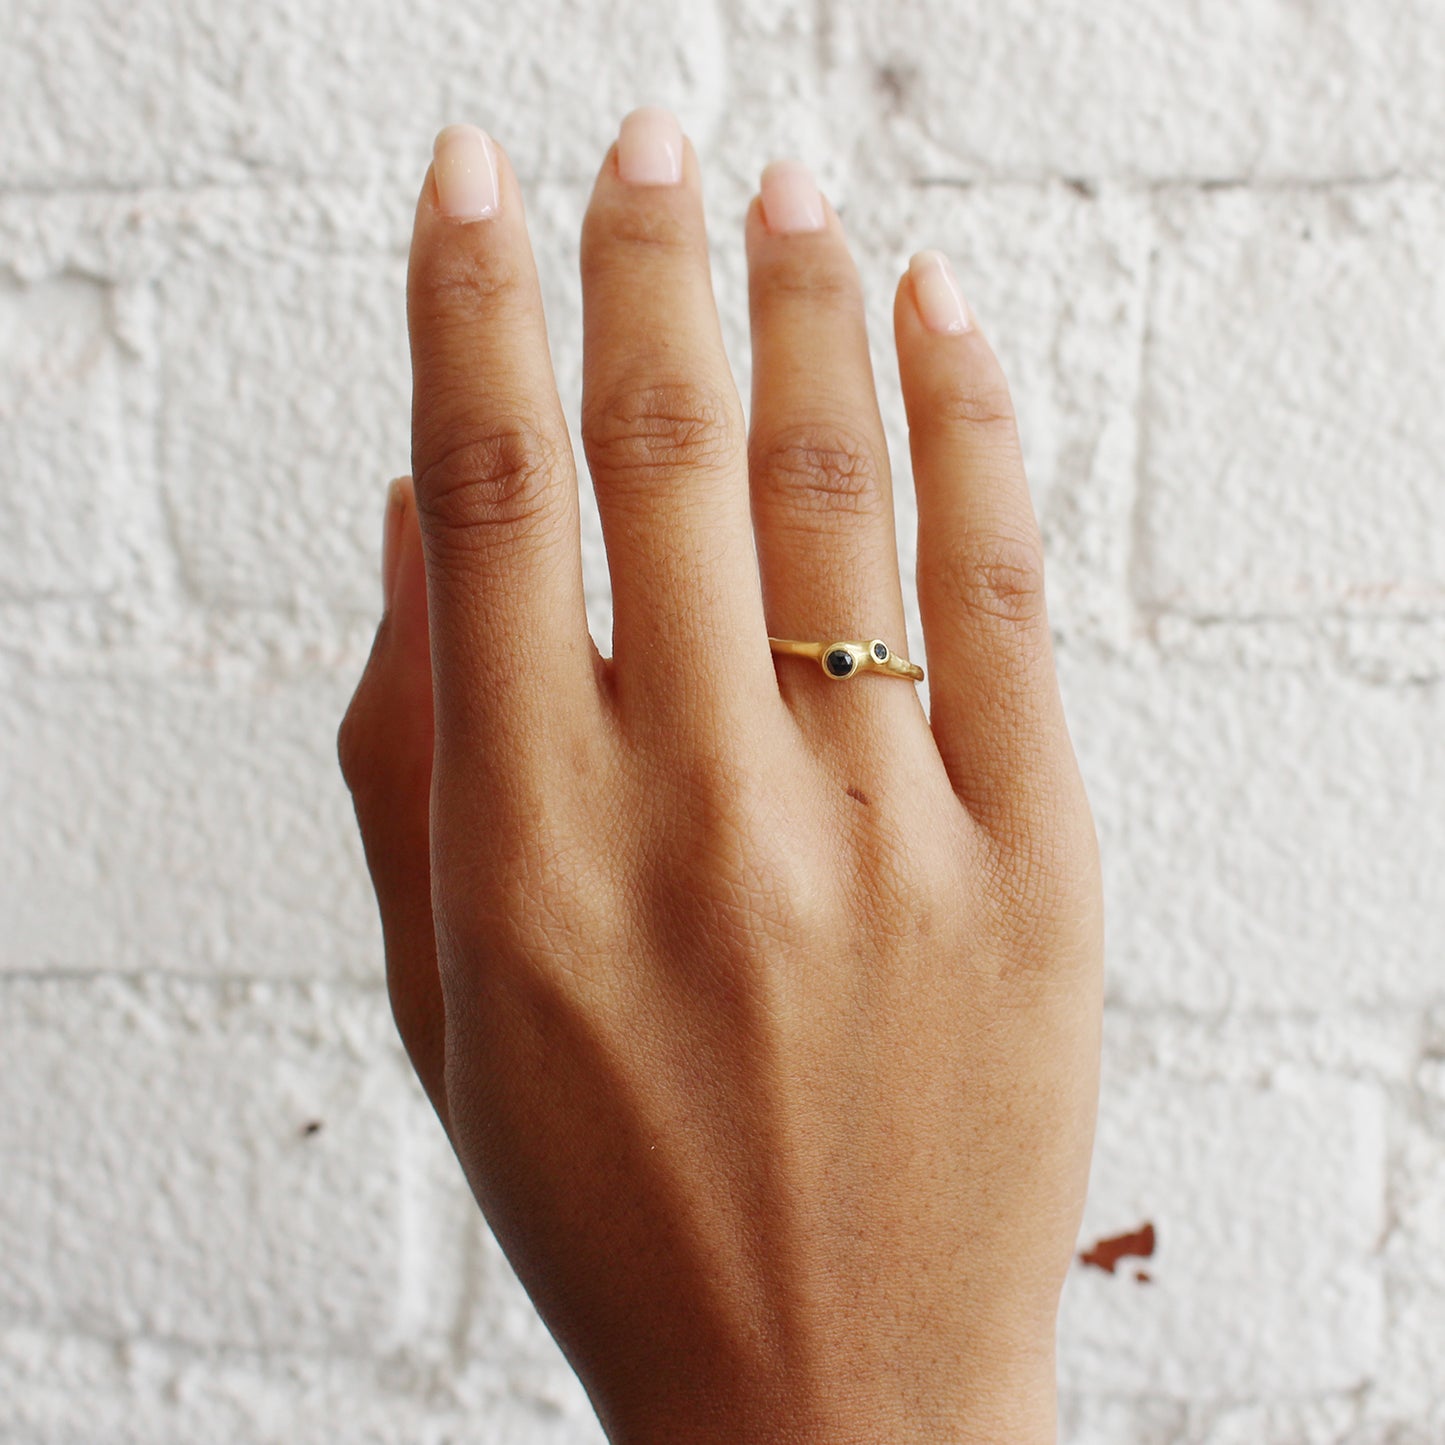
[759,160,826,235]
[432,124,500,221]
[909,249,972,334]
[617,106,684,186]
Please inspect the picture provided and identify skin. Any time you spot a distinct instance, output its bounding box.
[338,121,1104,1444]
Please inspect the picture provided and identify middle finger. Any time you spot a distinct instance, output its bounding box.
[579,108,773,729]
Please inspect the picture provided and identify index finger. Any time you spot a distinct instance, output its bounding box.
[407,124,600,771]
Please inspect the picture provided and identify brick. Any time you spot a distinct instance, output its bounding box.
[0,277,160,601]
[156,251,410,613]
[1138,185,1445,621]
[1099,1008,1418,1089]
[0,978,404,1351]
[0,1328,604,1445]
[840,183,1150,643]
[0,0,728,191]
[1060,1066,1386,1397]
[0,669,378,978]
[707,2,832,201]
[0,184,415,287]
[1188,1397,1362,1444]
[1149,612,1445,689]
[1060,647,1445,1010]
[153,193,605,616]
[833,0,1445,182]
[1056,1394,1186,1445]
[1363,1116,1445,1428]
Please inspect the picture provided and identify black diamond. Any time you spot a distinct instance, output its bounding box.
[825,648,855,677]
[872,641,888,661]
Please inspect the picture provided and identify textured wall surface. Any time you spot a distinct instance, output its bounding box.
[2,0,1443,1440]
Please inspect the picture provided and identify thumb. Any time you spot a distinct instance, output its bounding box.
[338,477,447,1132]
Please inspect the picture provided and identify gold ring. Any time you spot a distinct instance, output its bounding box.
[768,637,923,683]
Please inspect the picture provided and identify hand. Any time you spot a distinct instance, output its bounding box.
[338,108,1103,1444]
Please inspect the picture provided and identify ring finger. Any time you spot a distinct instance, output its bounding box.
[744,162,919,742]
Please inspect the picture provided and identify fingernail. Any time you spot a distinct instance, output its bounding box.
[909,249,972,334]
[432,124,500,222]
[759,160,826,235]
[617,106,684,186]
[382,477,408,607]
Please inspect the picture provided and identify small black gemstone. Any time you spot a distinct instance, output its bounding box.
[872,641,889,661]
[825,648,855,677]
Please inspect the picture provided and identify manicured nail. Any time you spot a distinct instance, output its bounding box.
[432,124,500,221]
[759,160,826,235]
[617,107,684,186]
[909,249,972,334]
[381,477,408,607]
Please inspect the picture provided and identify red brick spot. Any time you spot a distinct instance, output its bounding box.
[1078,1221,1156,1274]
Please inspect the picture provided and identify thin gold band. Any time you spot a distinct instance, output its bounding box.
[768,637,924,683]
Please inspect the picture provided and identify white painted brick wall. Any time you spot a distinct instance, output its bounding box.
[1,0,1441,1440]
[1139,185,1445,621]
[0,979,405,1350]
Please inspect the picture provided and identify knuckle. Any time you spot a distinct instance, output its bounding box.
[939,530,1049,631]
[752,253,861,312]
[750,421,886,522]
[413,422,565,549]
[412,242,524,315]
[583,201,699,264]
[583,378,741,485]
[932,373,1019,436]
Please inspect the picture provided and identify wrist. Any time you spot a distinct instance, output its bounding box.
[596,1346,1058,1445]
